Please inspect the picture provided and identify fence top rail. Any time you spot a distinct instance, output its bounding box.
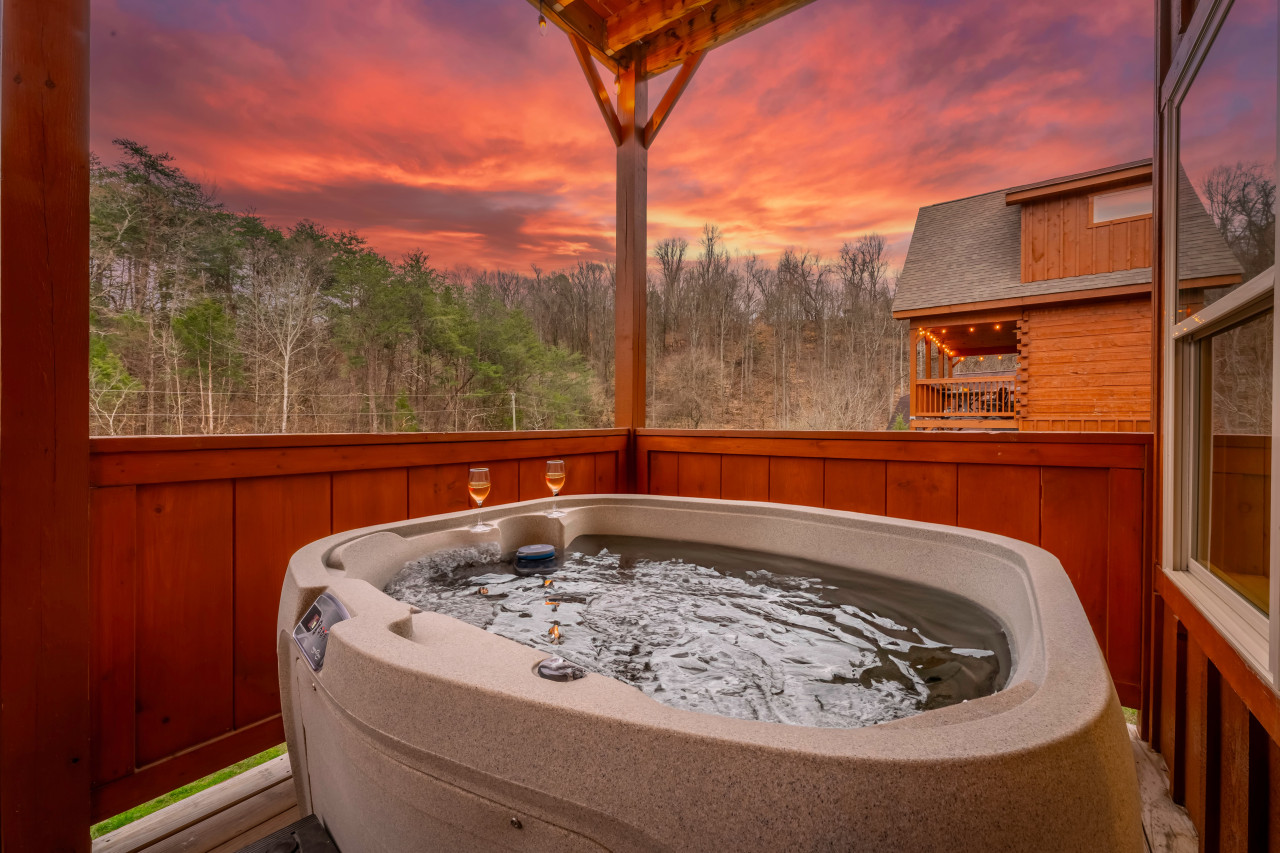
[90,429,630,455]
[916,374,1016,386]
[636,429,1153,445]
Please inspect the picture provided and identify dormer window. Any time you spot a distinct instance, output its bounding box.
[1090,185,1152,224]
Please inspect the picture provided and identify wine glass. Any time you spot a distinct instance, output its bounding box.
[468,468,494,532]
[544,460,566,518]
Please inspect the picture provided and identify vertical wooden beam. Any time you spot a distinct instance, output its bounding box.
[1,0,92,848]
[614,55,648,432]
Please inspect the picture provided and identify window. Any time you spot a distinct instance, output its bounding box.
[1091,185,1152,224]
[1167,0,1278,678]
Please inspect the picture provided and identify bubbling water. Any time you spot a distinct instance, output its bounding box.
[384,535,1010,728]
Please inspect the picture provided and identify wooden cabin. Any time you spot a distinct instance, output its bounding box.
[893,160,1242,431]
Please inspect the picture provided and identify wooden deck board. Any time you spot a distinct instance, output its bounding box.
[92,756,296,853]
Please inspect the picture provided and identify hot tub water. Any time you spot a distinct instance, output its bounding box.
[384,535,1009,728]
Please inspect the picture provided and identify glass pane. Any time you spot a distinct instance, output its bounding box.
[1176,0,1277,321]
[1196,310,1273,614]
[1092,186,1151,223]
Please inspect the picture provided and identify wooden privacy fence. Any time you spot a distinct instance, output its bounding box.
[87,429,627,821]
[636,429,1152,709]
[88,427,1151,821]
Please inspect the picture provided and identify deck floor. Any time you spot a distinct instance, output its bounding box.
[94,729,1196,853]
[92,756,299,853]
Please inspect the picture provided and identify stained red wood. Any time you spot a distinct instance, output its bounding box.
[885,461,957,525]
[1040,467,1110,644]
[956,464,1040,542]
[477,459,520,508]
[720,455,769,501]
[91,433,629,486]
[823,459,886,515]
[518,453,596,502]
[90,487,137,789]
[594,451,618,493]
[135,481,235,767]
[408,464,471,517]
[1106,468,1145,706]
[92,717,283,824]
[332,468,408,531]
[648,451,679,495]
[1,0,93,845]
[614,61,647,429]
[1182,635,1209,829]
[234,475,331,728]
[1160,611,1184,801]
[1216,678,1249,852]
[677,453,721,498]
[769,457,824,506]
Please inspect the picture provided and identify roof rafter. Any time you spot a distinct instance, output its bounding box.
[523,0,620,70]
[606,0,715,53]
[641,0,819,77]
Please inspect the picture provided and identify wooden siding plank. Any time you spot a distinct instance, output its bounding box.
[956,464,1039,543]
[92,718,283,824]
[91,486,137,789]
[518,453,596,502]
[135,482,235,767]
[768,457,824,506]
[91,434,629,487]
[1216,679,1250,852]
[594,451,618,493]
[408,464,470,518]
[1182,635,1210,835]
[233,475,331,730]
[648,452,679,496]
[1041,467,1110,648]
[331,468,408,532]
[677,453,722,498]
[885,461,957,525]
[720,455,769,501]
[635,433,1149,469]
[1107,468,1145,705]
[823,459,886,515]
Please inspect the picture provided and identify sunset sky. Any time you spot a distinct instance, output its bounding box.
[90,0,1159,272]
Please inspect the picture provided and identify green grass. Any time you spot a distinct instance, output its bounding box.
[1123,707,1139,726]
[90,744,287,840]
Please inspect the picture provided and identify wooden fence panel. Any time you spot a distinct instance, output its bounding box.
[636,430,1152,709]
[88,430,627,820]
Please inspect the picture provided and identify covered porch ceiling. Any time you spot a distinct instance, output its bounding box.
[525,0,818,76]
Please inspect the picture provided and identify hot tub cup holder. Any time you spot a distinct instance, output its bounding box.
[535,656,586,682]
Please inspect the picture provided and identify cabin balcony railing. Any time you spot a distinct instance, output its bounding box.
[912,373,1016,427]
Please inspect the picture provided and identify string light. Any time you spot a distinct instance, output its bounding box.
[968,326,975,332]
[994,324,1001,330]
[615,75,621,96]
[538,0,547,34]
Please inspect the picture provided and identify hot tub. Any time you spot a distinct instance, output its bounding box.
[277,495,1141,852]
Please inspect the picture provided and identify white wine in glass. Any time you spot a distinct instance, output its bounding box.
[544,460,566,518]
[468,468,494,532]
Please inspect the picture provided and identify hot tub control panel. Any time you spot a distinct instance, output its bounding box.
[293,591,351,672]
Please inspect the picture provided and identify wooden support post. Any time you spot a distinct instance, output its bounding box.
[614,55,648,432]
[1,0,92,848]
[908,334,918,421]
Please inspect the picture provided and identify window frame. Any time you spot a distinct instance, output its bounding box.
[1161,0,1280,682]
[1087,184,1154,228]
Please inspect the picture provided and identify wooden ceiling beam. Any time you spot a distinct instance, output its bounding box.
[606,0,714,52]
[569,33,623,146]
[643,48,704,148]
[523,0,620,69]
[641,0,819,78]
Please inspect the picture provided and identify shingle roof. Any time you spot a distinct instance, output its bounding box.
[892,166,1243,314]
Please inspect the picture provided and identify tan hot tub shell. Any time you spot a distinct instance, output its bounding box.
[277,495,1142,852]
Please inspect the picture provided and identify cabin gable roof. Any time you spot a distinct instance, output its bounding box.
[893,161,1243,316]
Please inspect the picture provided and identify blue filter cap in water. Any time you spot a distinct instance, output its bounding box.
[515,543,558,575]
